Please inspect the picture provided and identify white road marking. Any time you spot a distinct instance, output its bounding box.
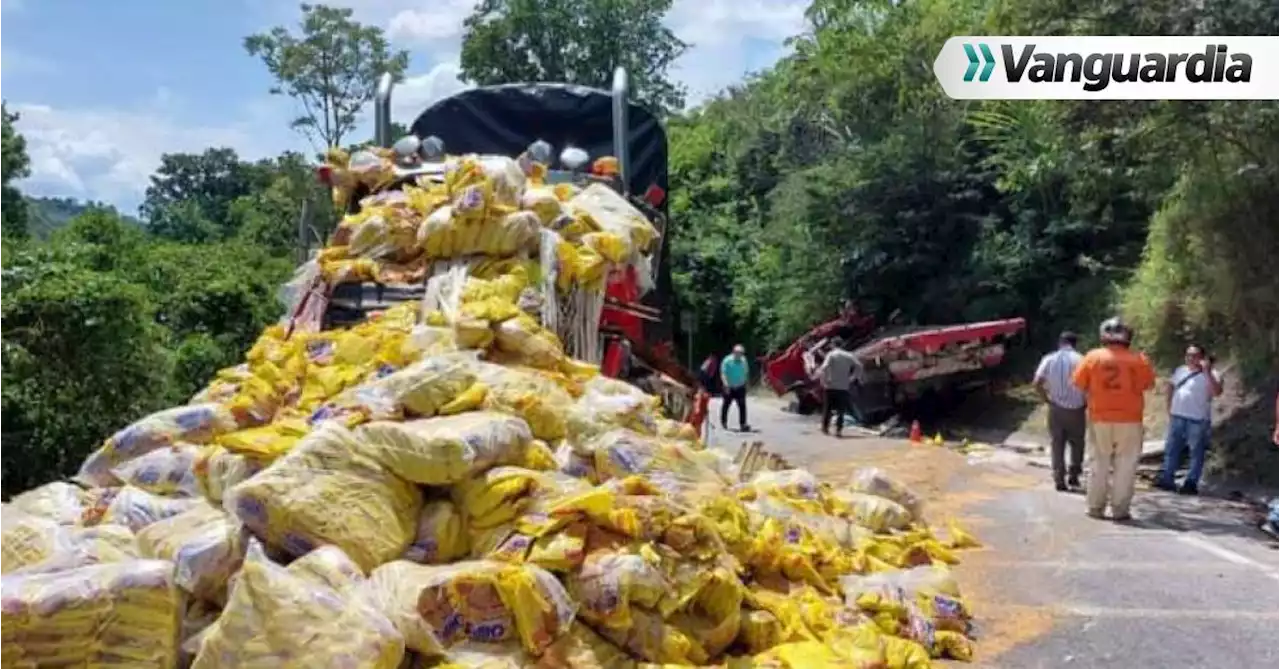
[1176,534,1279,580]
[1060,604,1280,620]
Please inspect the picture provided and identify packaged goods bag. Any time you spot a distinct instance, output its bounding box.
[312,353,483,427]
[846,468,924,521]
[6,481,88,525]
[589,429,731,502]
[192,445,266,503]
[87,485,202,532]
[743,469,824,503]
[99,403,238,465]
[136,500,247,603]
[287,544,366,595]
[567,183,660,253]
[829,490,913,533]
[192,541,404,669]
[473,362,575,441]
[226,423,423,571]
[1,559,183,668]
[566,545,669,630]
[355,412,533,486]
[566,378,661,442]
[111,443,201,496]
[363,559,577,658]
[494,314,568,371]
[403,499,469,564]
[2,506,137,575]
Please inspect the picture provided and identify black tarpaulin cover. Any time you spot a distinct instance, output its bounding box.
[409,83,668,203]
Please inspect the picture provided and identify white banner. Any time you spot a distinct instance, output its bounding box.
[933,36,1280,100]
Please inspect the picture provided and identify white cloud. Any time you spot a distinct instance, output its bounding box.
[13,0,809,210]
[10,98,301,213]
[391,61,472,125]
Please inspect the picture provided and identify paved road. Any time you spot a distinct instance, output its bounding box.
[708,396,1279,668]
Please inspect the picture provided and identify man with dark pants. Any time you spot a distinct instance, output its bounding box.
[720,344,751,432]
[816,338,857,437]
[1034,331,1087,492]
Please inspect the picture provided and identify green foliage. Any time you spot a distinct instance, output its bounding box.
[2,103,30,240]
[1,206,293,493]
[245,3,410,149]
[1,248,172,494]
[459,0,689,114]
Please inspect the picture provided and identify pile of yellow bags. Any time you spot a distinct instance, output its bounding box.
[1,150,983,668]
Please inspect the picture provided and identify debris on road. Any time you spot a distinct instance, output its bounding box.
[1,151,984,668]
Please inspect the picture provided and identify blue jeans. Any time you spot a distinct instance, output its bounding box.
[1159,414,1210,488]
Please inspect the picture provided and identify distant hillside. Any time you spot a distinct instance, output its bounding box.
[25,196,142,238]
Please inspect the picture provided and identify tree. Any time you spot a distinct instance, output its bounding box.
[2,103,31,240]
[459,0,689,114]
[245,3,410,149]
[141,148,272,242]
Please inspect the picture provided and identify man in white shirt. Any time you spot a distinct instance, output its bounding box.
[815,338,858,437]
[1034,331,1087,492]
[1156,344,1224,495]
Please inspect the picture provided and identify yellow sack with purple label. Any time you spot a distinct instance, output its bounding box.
[191,541,404,669]
[403,500,469,564]
[137,500,247,604]
[225,423,423,571]
[2,559,183,668]
[99,403,238,466]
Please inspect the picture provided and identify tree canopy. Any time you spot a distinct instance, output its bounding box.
[459,0,689,114]
[245,3,410,148]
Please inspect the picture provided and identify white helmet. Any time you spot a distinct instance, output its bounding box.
[1099,316,1131,345]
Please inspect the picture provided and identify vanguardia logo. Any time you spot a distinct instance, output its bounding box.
[934,37,1279,100]
[997,44,1253,91]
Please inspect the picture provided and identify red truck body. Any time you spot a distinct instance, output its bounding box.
[762,313,1027,420]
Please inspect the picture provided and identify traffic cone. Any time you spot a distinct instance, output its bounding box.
[909,420,922,444]
[933,432,944,446]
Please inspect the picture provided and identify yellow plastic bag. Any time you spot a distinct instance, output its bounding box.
[403,500,470,564]
[534,623,636,668]
[6,481,88,525]
[226,424,423,571]
[192,541,404,669]
[136,500,247,603]
[567,545,669,630]
[215,422,308,459]
[315,353,482,426]
[356,412,533,485]
[286,545,365,595]
[494,314,567,370]
[110,444,201,496]
[589,429,731,502]
[100,403,238,464]
[2,507,137,575]
[89,485,202,532]
[1,560,183,668]
[192,445,266,503]
[846,468,924,520]
[363,560,577,657]
[473,362,575,441]
[830,490,913,533]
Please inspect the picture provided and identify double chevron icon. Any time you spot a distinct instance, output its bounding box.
[963,43,997,82]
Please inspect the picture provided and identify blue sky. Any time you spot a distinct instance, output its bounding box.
[1,0,808,214]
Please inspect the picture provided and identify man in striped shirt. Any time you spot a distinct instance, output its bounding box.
[1034,331,1087,492]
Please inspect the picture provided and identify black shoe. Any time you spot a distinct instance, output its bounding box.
[835,430,843,438]
[1178,484,1199,496]
[1055,481,1069,492]
[1067,475,1081,489]
[821,426,830,435]
[721,423,728,431]
[1154,480,1177,492]
[741,424,751,432]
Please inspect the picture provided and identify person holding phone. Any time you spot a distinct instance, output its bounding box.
[1072,317,1157,521]
[1155,344,1224,495]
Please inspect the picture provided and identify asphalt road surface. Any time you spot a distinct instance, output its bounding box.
[708,396,1279,669]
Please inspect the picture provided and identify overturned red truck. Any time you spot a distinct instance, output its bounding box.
[762,305,1026,424]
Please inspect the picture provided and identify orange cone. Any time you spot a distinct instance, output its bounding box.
[909,420,923,444]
